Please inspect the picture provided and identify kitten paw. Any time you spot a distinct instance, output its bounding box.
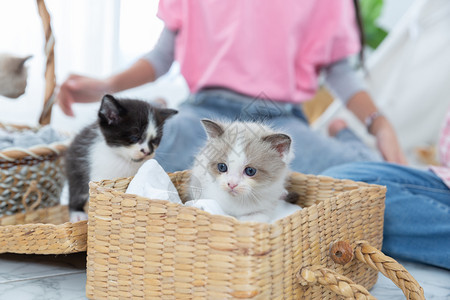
[70,211,88,222]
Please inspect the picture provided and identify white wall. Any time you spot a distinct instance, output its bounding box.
[379,0,416,30]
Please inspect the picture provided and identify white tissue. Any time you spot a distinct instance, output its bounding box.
[272,200,302,222]
[185,197,301,223]
[184,199,227,215]
[126,159,182,204]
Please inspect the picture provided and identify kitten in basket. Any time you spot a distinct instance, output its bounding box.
[66,94,177,218]
[189,119,296,223]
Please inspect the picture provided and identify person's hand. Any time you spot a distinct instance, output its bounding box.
[57,74,110,116]
[371,116,408,165]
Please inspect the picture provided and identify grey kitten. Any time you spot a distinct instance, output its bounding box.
[66,94,177,211]
[190,119,294,222]
[0,54,32,98]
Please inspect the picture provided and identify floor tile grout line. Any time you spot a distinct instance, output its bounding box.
[0,270,86,284]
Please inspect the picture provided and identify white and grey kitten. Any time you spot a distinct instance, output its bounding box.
[190,119,294,222]
[0,54,32,98]
[66,94,177,211]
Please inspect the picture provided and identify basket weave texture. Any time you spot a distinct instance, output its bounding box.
[87,170,386,299]
[0,123,67,217]
[0,203,87,255]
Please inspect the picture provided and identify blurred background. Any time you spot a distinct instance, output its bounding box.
[1,0,449,166]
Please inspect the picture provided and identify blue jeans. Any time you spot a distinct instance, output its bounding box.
[322,162,450,270]
[155,89,381,174]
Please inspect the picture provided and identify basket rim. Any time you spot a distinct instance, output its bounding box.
[0,219,87,229]
[0,122,69,161]
[89,171,387,227]
[0,142,68,161]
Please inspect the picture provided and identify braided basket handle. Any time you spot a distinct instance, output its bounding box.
[298,265,376,299]
[354,241,425,299]
[36,0,56,125]
[297,240,425,300]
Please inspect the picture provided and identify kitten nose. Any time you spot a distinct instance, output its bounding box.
[228,182,238,190]
[140,148,151,156]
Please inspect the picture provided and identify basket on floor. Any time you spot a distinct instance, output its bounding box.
[0,196,87,254]
[0,130,87,254]
[86,171,424,299]
[1,0,60,216]
[0,0,62,216]
[0,0,87,255]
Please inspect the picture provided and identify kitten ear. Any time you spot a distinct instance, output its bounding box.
[155,108,178,123]
[15,55,32,74]
[98,94,126,125]
[262,133,291,158]
[201,119,224,138]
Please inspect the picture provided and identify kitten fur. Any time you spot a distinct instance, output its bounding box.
[66,94,177,211]
[190,119,293,222]
[0,54,32,98]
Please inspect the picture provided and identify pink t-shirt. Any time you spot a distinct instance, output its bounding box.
[430,108,450,188]
[158,0,361,103]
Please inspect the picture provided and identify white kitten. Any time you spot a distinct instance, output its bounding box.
[0,54,32,98]
[190,119,294,223]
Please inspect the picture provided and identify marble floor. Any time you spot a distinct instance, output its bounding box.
[0,252,448,300]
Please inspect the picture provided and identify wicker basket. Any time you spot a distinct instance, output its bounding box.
[0,123,68,217]
[86,171,424,299]
[0,196,87,255]
[0,0,60,214]
[0,128,88,254]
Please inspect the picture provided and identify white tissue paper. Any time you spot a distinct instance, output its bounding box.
[186,197,301,223]
[272,200,302,222]
[184,199,227,215]
[125,159,182,204]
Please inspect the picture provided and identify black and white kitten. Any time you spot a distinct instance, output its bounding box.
[66,94,177,211]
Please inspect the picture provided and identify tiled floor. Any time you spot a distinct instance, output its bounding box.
[0,253,86,300]
[0,252,448,299]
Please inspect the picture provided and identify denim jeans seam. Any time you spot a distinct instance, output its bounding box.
[400,183,450,195]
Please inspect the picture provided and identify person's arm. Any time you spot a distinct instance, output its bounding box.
[107,58,157,93]
[346,91,407,164]
[57,27,176,117]
[324,58,407,164]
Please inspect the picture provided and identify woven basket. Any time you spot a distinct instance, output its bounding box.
[0,129,87,254]
[86,171,424,299]
[0,197,87,254]
[0,0,62,212]
[0,123,68,217]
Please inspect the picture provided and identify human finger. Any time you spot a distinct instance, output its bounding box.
[57,85,75,117]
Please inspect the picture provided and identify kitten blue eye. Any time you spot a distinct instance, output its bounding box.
[217,163,228,173]
[244,167,257,176]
